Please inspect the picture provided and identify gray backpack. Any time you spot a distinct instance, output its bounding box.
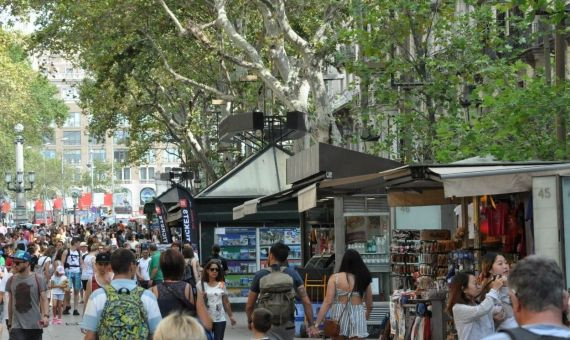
[257,266,296,326]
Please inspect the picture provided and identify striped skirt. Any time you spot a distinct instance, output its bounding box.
[330,302,369,338]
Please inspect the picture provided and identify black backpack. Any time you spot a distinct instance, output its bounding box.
[501,327,570,340]
[182,262,197,296]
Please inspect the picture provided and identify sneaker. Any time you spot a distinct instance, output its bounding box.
[73,309,80,316]
[63,307,70,315]
[52,318,58,325]
[55,318,63,325]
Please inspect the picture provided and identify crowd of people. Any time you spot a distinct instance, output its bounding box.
[0,222,569,340]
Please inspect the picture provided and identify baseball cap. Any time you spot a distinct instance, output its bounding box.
[56,265,65,274]
[79,242,88,247]
[11,250,31,262]
[96,252,111,263]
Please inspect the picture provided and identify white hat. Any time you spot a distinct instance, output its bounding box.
[56,265,65,274]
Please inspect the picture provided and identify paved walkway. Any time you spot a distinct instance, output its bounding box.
[0,311,312,339]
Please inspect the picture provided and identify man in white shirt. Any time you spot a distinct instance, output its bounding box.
[136,248,151,289]
[483,256,570,340]
[0,267,14,339]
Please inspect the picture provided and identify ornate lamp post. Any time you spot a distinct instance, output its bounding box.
[4,124,35,225]
[72,191,79,225]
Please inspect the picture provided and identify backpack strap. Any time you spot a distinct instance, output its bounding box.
[34,273,41,300]
[500,327,567,340]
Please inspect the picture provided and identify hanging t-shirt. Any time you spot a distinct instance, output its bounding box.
[454,204,474,239]
[197,281,227,322]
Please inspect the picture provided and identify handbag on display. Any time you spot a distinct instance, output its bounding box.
[323,273,354,337]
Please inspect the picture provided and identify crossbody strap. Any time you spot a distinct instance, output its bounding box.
[163,283,194,310]
[336,273,353,322]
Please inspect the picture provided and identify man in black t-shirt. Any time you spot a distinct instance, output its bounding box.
[203,244,228,274]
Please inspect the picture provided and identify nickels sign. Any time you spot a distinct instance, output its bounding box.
[180,198,192,243]
[155,205,170,244]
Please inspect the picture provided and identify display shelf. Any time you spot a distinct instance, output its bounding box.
[229,297,248,303]
[226,272,256,275]
[225,259,257,261]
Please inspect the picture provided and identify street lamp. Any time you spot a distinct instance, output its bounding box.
[4,124,35,225]
[71,191,79,225]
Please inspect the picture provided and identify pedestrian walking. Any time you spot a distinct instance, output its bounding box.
[148,243,164,286]
[6,250,49,340]
[182,247,200,294]
[150,249,196,317]
[0,266,15,339]
[197,259,236,340]
[80,243,97,303]
[83,252,112,314]
[49,266,67,325]
[311,249,373,339]
[153,310,207,340]
[204,244,228,274]
[483,255,570,339]
[251,308,272,340]
[246,242,314,340]
[479,252,517,330]
[61,239,81,316]
[136,247,151,289]
[81,248,162,340]
[446,271,505,340]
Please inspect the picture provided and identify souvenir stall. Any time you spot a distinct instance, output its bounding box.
[380,161,570,340]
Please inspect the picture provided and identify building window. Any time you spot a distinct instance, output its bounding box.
[63,112,81,128]
[164,148,179,163]
[114,130,129,144]
[63,131,81,145]
[92,149,105,162]
[63,150,81,164]
[115,167,131,181]
[42,150,56,159]
[142,151,156,165]
[114,150,128,163]
[61,87,79,101]
[139,167,155,181]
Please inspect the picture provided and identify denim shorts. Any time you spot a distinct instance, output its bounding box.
[53,293,64,301]
[66,271,82,291]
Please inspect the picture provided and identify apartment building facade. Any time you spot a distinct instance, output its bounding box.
[33,54,181,218]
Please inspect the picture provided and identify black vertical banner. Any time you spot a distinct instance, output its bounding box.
[155,200,172,244]
[178,186,197,244]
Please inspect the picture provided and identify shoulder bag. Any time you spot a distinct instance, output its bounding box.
[323,273,354,337]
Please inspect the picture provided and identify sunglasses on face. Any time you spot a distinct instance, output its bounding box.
[209,267,219,272]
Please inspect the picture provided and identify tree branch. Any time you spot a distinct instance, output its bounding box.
[273,0,312,56]
[146,34,237,101]
[214,0,293,108]
[157,0,187,35]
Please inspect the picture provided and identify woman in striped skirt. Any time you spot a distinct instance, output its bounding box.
[310,249,373,339]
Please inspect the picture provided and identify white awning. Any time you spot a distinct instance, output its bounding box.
[296,183,317,212]
[429,163,570,197]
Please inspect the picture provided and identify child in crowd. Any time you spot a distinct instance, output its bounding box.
[251,308,272,340]
[50,265,68,324]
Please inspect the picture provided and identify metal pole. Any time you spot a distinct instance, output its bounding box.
[61,150,65,224]
[110,135,115,221]
[14,131,26,225]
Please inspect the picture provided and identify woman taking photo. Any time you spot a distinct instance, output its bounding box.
[197,259,236,340]
[447,271,505,340]
[151,249,212,330]
[479,252,517,330]
[310,249,373,339]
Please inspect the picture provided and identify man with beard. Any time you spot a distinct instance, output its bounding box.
[6,250,49,340]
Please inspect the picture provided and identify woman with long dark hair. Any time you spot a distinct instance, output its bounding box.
[310,249,373,339]
[197,259,236,340]
[479,252,517,330]
[446,271,505,340]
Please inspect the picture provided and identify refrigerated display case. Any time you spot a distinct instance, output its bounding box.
[214,226,302,303]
